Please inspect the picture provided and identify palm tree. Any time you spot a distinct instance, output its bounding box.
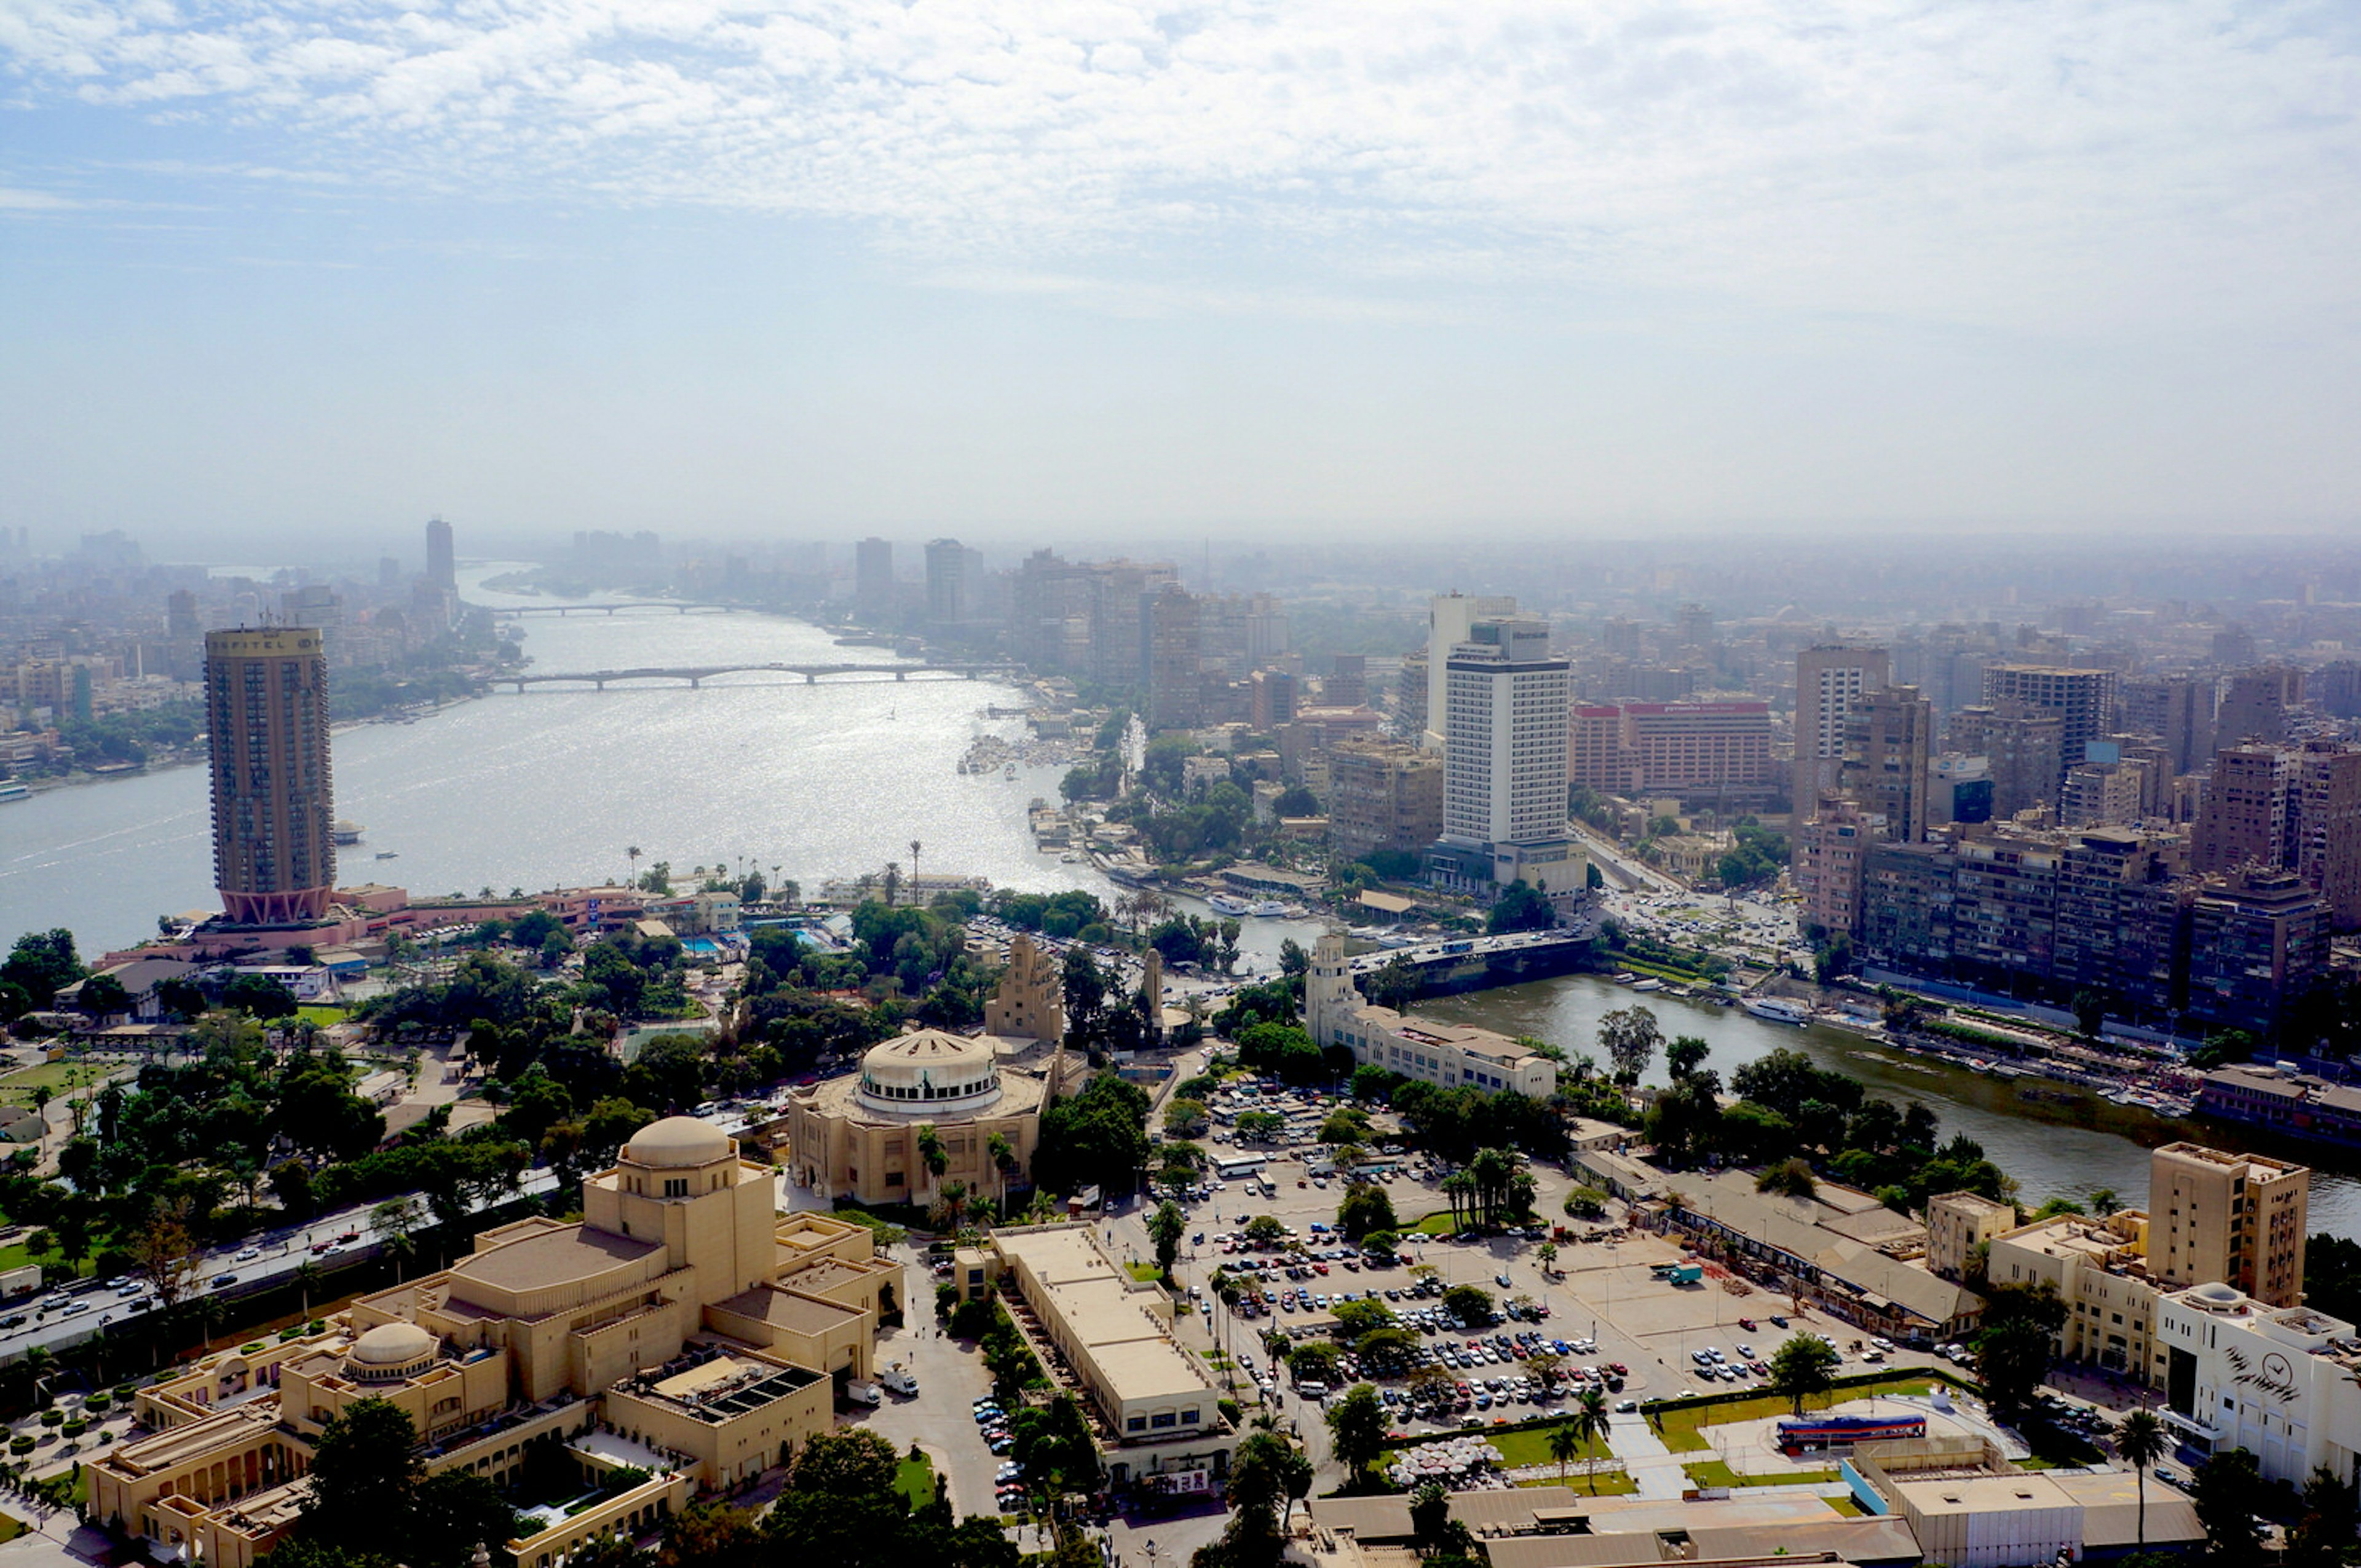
[915,1124,947,1208]
[625,845,642,888]
[883,861,901,907]
[1441,1172,1474,1229]
[1570,1387,1613,1494]
[1547,1420,1582,1486]
[2117,1407,2167,1549]
[988,1132,1018,1210]
[909,839,923,904]
[294,1261,322,1318]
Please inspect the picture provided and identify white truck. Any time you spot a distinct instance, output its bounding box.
[880,1363,919,1397]
[845,1381,883,1406]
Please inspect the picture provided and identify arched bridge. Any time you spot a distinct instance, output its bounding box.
[497,661,1016,691]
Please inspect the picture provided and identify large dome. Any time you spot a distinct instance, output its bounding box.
[623,1116,733,1168]
[347,1321,435,1368]
[857,1029,1002,1115]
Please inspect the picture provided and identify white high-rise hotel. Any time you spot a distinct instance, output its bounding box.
[1431,615,1583,898]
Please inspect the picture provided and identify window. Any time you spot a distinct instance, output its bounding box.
[664,1178,689,1198]
[1127,1416,1147,1432]
[1151,1412,1177,1428]
[1182,1408,1200,1424]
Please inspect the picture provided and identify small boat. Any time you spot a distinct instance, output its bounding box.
[1249,900,1289,918]
[331,819,365,845]
[0,780,28,803]
[1004,763,1018,780]
[1060,854,1079,864]
[1742,996,1813,1025]
[1208,894,1252,917]
[1630,978,1666,993]
[374,851,399,860]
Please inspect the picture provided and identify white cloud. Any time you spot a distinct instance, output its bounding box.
[1,0,2355,327]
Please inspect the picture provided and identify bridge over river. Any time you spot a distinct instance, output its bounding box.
[496,660,1016,691]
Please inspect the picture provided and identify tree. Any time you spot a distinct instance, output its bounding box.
[2189,1448,2264,1568]
[1444,1285,1493,1326]
[1149,1199,1187,1278]
[1665,1035,1710,1080]
[2288,1464,2359,1568]
[2116,1408,2168,1551]
[1546,1420,1583,1486]
[1974,1283,2066,1414]
[373,1196,426,1282]
[1598,1006,1661,1082]
[2072,988,2107,1039]
[130,1195,201,1314]
[410,1470,525,1568]
[1409,1480,1462,1559]
[662,1502,766,1568]
[1325,1384,1390,1482]
[1,929,84,1008]
[2090,1187,2124,1218]
[301,1398,421,1548]
[1768,1334,1841,1416]
[1336,1181,1398,1242]
[77,972,130,1016]
[1757,1158,1817,1199]
[915,1124,949,1207]
[1568,1386,1613,1492]
[1487,880,1556,934]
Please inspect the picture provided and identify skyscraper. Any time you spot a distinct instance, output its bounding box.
[2150,1142,2310,1307]
[2215,666,2306,747]
[1424,591,1516,753]
[1793,644,1890,812]
[1838,685,1932,844]
[424,516,456,592]
[855,537,894,618]
[1434,616,1578,896]
[925,538,970,625]
[1142,584,1203,731]
[205,627,336,924]
[2121,674,2213,775]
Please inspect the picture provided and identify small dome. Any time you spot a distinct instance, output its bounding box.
[2193,1281,2242,1305]
[349,1321,436,1366]
[624,1116,732,1168]
[863,1030,995,1073]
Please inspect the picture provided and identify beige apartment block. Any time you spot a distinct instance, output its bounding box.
[2151,1141,2309,1306]
[92,1119,894,1567]
[1987,1210,2165,1382]
[1925,1191,2017,1282]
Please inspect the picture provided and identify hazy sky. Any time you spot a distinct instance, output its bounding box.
[4,0,2357,546]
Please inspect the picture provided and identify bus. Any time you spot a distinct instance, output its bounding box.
[1775,1414,1926,1453]
[1215,1156,1267,1181]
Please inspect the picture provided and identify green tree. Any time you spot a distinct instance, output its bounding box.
[300,1398,421,1548]
[1324,1384,1390,1482]
[2116,1408,2168,1552]
[2190,1448,2264,1568]
[1568,1386,1613,1492]
[2287,1464,2359,1568]
[1665,1035,1710,1079]
[410,1470,525,1568]
[1487,879,1556,934]
[1546,1420,1583,1486]
[1,929,84,1008]
[1149,1199,1187,1278]
[1597,1006,1661,1082]
[2071,988,2108,1039]
[1974,1283,2066,1414]
[1756,1158,1817,1199]
[77,972,130,1015]
[1336,1181,1398,1242]
[1443,1285,1493,1325]
[1768,1334,1841,1416]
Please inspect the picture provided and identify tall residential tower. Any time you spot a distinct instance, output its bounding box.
[205,627,336,924]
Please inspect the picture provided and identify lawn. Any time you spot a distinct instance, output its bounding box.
[0,1060,93,1105]
[895,1454,936,1510]
[1683,1460,1839,1489]
[1824,1495,1867,1517]
[1408,1212,1459,1237]
[296,1004,349,1026]
[1516,1469,1637,1495]
[1647,1377,1936,1453]
[0,1512,22,1543]
[1125,1263,1164,1283]
[1482,1424,1613,1468]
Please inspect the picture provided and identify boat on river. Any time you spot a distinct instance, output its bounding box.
[1208,894,1252,917]
[1742,996,1813,1025]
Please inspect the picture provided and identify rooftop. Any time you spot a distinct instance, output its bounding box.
[448,1223,662,1296]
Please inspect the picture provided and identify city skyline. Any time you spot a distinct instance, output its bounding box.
[2,1,2357,541]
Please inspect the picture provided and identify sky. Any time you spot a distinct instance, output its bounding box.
[3,0,2359,548]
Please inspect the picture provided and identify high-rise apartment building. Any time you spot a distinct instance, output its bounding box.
[1424,592,1516,753]
[2195,746,2294,875]
[1327,742,1445,862]
[2121,674,2213,774]
[2291,741,2361,931]
[1980,664,2119,790]
[924,538,976,626]
[1142,585,1203,731]
[2215,666,2306,747]
[1793,645,1890,811]
[2150,1142,2310,1307]
[1796,797,1884,939]
[2313,660,2361,721]
[855,537,894,618]
[424,516,455,592]
[1568,701,1776,804]
[1248,668,1297,731]
[1838,685,1932,844]
[2186,868,2332,1036]
[1433,617,1578,896]
[1948,703,2065,817]
[205,627,336,925]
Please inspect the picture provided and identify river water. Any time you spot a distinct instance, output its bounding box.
[4,572,2353,1239]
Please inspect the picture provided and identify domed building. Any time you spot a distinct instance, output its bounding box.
[786,1027,1075,1207]
[92,1114,903,1568]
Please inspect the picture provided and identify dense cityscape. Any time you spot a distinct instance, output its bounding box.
[1,521,2359,1568]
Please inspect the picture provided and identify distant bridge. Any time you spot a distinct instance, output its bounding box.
[497,601,742,617]
[497,661,1016,691]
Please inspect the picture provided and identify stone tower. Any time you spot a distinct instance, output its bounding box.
[985,932,1066,1044]
[1304,928,1358,1049]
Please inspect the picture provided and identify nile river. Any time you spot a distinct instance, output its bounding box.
[3,570,2354,1237]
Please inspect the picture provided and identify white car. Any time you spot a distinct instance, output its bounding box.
[235,1247,262,1263]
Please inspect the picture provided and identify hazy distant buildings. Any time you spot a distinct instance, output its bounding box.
[2194,741,2361,931]
[2215,666,2305,747]
[205,627,336,925]
[1793,644,1889,812]
[2122,674,2214,774]
[855,537,894,618]
[1142,585,1203,730]
[424,516,456,593]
